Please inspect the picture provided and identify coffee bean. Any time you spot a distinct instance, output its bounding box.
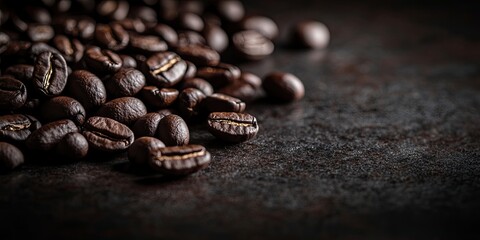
[156,109,175,118]
[128,136,165,166]
[129,6,157,25]
[116,18,146,33]
[262,72,304,102]
[239,15,279,40]
[95,23,129,51]
[203,24,228,53]
[203,93,246,113]
[105,68,146,98]
[40,96,86,125]
[142,52,187,87]
[96,97,147,125]
[176,12,204,32]
[32,51,68,97]
[59,17,95,40]
[97,0,129,21]
[0,114,41,142]
[83,116,134,152]
[5,64,34,83]
[0,76,27,111]
[84,46,122,74]
[25,6,52,24]
[177,88,206,119]
[0,142,24,172]
[239,71,262,88]
[52,35,84,63]
[183,61,197,80]
[157,114,189,146]
[232,30,274,60]
[66,70,107,112]
[29,42,61,61]
[3,41,31,59]
[120,54,137,68]
[0,32,10,54]
[181,78,213,96]
[148,144,210,176]
[176,31,206,47]
[291,21,330,49]
[207,112,259,143]
[175,44,220,67]
[148,23,178,47]
[132,112,163,138]
[55,132,89,159]
[214,0,245,23]
[26,119,78,151]
[218,82,258,103]
[140,86,179,109]
[128,33,168,54]
[27,24,55,42]
[196,63,240,89]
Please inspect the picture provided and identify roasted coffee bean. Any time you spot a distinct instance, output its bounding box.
[239,15,279,40]
[0,32,10,54]
[203,24,228,53]
[128,136,165,165]
[116,18,146,33]
[291,21,330,49]
[0,77,27,111]
[232,30,274,61]
[83,116,134,152]
[239,71,262,88]
[52,35,84,63]
[129,6,157,25]
[29,43,61,61]
[128,34,168,54]
[120,54,137,68]
[40,96,86,125]
[148,144,210,176]
[218,82,258,103]
[156,109,175,118]
[27,24,55,42]
[176,31,206,47]
[176,12,204,32]
[84,46,122,74]
[105,68,146,98]
[66,70,107,111]
[196,63,241,89]
[59,17,95,40]
[140,86,179,109]
[25,6,52,24]
[55,132,89,159]
[181,78,213,96]
[203,93,246,113]
[183,61,197,80]
[0,114,41,142]
[96,97,147,125]
[142,52,187,87]
[5,64,34,83]
[175,45,220,67]
[214,0,245,23]
[148,23,178,47]
[26,119,78,151]
[0,142,24,172]
[95,23,129,51]
[157,114,189,146]
[32,51,68,97]
[97,0,129,21]
[132,112,163,138]
[177,88,206,119]
[207,112,259,143]
[262,72,304,102]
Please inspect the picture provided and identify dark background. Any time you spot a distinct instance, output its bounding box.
[1,0,480,239]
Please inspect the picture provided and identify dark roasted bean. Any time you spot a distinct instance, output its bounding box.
[55,132,89,159]
[183,61,197,80]
[196,63,240,89]
[291,20,330,49]
[176,31,206,47]
[0,142,24,172]
[0,77,27,111]
[214,0,245,22]
[32,51,68,97]
[128,136,165,166]
[148,144,210,176]
[120,54,137,68]
[96,97,147,125]
[84,46,122,74]
[203,93,246,113]
[157,114,189,146]
[232,30,274,61]
[140,86,179,109]
[27,24,55,42]
[239,71,262,88]
[181,78,213,96]
[105,68,146,98]
[128,34,168,54]
[95,23,129,51]
[175,45,220,67]
[29,43,61,61]
[0,114,41,142]
[97,0,129,21]
[207,112,258,143]
[66,70,107,111]
[218,82,258,103]
[132,112,163,138]
[129,6,157,25]
[52,35,84,63]
[83,116,134,152]
[26,119,78,151]
[40,96,86,125]
[5,64,34,83]
[148,23,178,47]
[203,25,228,53]
[176,12,204,32]
[142,52,187,87]
[239,15,279,40]
[262,72,304,102]
[59,17,95,40]
[177,88,206,119]
[116,18,146,33]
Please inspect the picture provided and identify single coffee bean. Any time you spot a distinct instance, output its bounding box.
[128,33,168,54]
[262,72,305,102]
[32,51,68,97]
[27,24,55,42]
[55,132,89,159]
[40,96,86,125]
[0,142,24,172]
[26,119,78,151]
[181,78,213,96]
[66,70,107,112]
[129,6,157,25]
[239,71,262,88]
[291,20,330,49]
[157,114,189,146]
[84,46,122,74]
[239,15,279,40]
[5,64,34,84]
[105,68,146,98]
[175,44,220,67]
[52,35,84,63]
[183,61,197,80]
[207,112,259,143]
[175,12,204,32]
[140,86,179,109]
[97,0,130,21]
[218,82,258,103]
[0,114,41,142]
[0,77,27,111]
[116,18,146,33]
[176,31,206,47]
[59,17,95,40]
[148,23,178,47]
[177,88,206,119]
[232,30,274,61]
[120,54,137,68]
[196,63,241,89]
[29,42,61,62]
[148,144,210,176]
[128,136,165,166]
[96,97,147,125]
[83,116,134,152]
[132,112,163,138]
[95,23,129,51]
[142,52,187,87]
[214,0,245,22]
[203,24,228,53]
[0,32,10,54]
[203,93,246,113]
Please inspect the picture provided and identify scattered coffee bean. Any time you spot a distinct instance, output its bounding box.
[203,93,246,113]
[176,12,204,32]
[157,114,189,146]
[207,112,259,143]
[0,76,27,111]
[105,68,146,98]
[196,63,241,89]
[5,64,34,84]
[183,61,197,80]
[120,54,137,68]
[55,132,89,159]
[291,20,330,49]
[32,51,68,97]
[0,114,41,142]
[218,82,258,103]
[128,136,165,166]
[214,0,245,23]
[239,71,262,88]
[0,142,24,172]
[140,86,179,109]
[84,46,122,74]
[96,97,147,126]
[40,96,86,125]
[117,18,146,33]
[26,119,78,152]
[27,24,55,42]
[232,30,274,61]
[203,24,229,53]
[132,113,164,138]
[52,35,84,64]
[128,34,168,54]
[239,15,279,40]
[181,78,214,96]
[66,70,107,111]
[148,144,210,176]
[83,116,134,152]
[175,44,220,67]
[176,31,206,47]
[262,72,305,102]
[177,88,206,119]
[148,23,178,47]
[142,52,187,87]
[59,17,95,40]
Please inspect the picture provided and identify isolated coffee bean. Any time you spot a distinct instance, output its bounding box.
[84,46,122,74]
[207,112,259,143]
[183,61,197,80]
[239,15,279,40]
[26,119,78,151]
[0,77,27,111]
[0,114,41,142]
[128,136,165,166]
[149,144,210,176]
[232,30,274,60]
[132,112,163,138]
[291,20,330,49]
[105,68,146,98]
[5,64,34,83]
[262,72,304,102]
[175,44,220,67]
[55,132,89,159]
[203,24,228,53]
[140,86,179,109]
[214,0,245,22]
[40,96,86,125]
[27,24,55,42]
[83,116,134,152]
[181,78,213,96]
[239,72,262,88]
[67,70,107,111]
[96,97,147,125]
[142,52,187,87]
[32,51,68,97]
[176,12,204,32]
[0,142,24,172]
[148,23,178,47]
[128,34,168,54]
[120,54,137,68]
[177,88,206,119]
[52,35,84,63]
[157,114,189,146]
[203,93,246,113]
[196,63,241,89]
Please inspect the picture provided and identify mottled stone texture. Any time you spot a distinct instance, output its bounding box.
[1,1,479,239]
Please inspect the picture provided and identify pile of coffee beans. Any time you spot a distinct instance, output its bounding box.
[0,0,328,176]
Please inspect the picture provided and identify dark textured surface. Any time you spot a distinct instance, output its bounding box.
[1,1,480,239]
